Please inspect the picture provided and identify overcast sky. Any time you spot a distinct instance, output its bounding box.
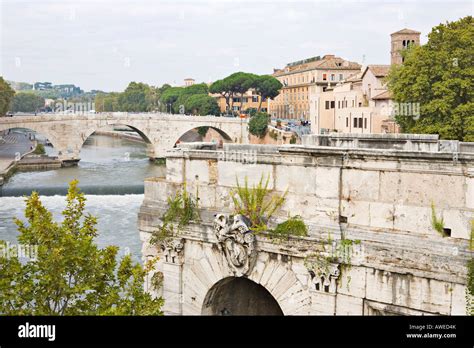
[0,0,471,92]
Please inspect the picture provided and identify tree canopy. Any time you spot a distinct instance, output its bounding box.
[0,181,163,315]
[10,92,45,113]
[185,94,219,115]
[249,112,270,137]
[0,77,15,115]
[387,16,474,141]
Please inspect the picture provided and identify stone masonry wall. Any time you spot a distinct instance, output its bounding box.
[138,144,473,315]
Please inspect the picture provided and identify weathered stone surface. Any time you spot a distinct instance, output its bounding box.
[138,144,472,316]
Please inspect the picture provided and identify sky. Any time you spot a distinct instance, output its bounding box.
[0,0,472,92]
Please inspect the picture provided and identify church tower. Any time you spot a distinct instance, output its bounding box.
[390,28,421,65]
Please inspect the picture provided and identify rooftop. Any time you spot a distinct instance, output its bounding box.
[391,28,421,35]
[273,55,361,77]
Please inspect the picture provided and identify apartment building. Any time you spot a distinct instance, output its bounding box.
[310,28,420,134]
[212,89,269,115]
[269,55,361,120]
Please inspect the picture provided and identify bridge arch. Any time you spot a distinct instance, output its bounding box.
[0,125,61,155]
[174,126,233,146]
[201,277,283,315]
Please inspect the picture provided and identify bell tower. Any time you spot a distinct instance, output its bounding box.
[390,28,421,65]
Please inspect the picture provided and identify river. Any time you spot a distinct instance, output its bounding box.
[0,134,166,263]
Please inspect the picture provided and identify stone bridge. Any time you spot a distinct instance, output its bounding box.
[0,113,249,163]
[138,141,473,315]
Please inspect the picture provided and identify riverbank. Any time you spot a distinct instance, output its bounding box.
[0,141,62,186]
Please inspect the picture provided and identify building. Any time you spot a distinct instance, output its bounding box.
[310,28,420,134]
[269,55,361,120]
[390,28,421,65]
[184,78,195,87]
[211,89,269,115]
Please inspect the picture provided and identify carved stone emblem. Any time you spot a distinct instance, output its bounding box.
[161,238,185,264]
[213,214,256,276]
[307,261,340,293]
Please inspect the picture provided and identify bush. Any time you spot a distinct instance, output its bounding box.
[33,143,45,155]
[271,216,308,240]
[249,112,269,137]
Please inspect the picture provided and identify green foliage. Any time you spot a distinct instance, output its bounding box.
[10,92,45,113]
[270,216,308,240]
[431,203,448,237]
[231,175,286,232]
[33,143,45,155]
[150,185,200,246]
[95,92,120,112]
[249,112,270,137]
[467,258,474,315]
[0,77,15,115]
[253,75,283,111]
[269,130,278,140]
[118,82,151,112]
[0,180,163,315]
[387,16,474,141]
[197,126,209,138]
[289,134,297,144]
[184,94,219,115]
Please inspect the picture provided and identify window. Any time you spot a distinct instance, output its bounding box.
[346,117,349,127]
[339,74,343,81]
[358,117,363,128]
[364,118,367,129]
[352,100,355,107]
[338,101,341,109]
[233,97,241,103]
[353,118,358,127]
[331,74,335,81]
[325,101,330,109]
[330,101,335,109]
[323,74,327,81]
[252,96,258,103]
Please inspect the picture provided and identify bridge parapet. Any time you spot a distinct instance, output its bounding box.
[138,144,473,315]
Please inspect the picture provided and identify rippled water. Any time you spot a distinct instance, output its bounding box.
[0,134,166,263]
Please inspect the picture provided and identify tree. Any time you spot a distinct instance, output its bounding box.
[174,83,209,113]
[118,82,151,112]
[0,77,15,115]
[209,79,233,113]
[253,75,283,111]
[95,92,120,112]
[10,92,45,113]
[0,181,163,315]
[226,72,257,112]
[387,16,474,141]
[184,94,219,115]
[249,112,270,137]
[159,87,183,113]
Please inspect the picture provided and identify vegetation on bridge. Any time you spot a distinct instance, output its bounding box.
[0,180,163,315]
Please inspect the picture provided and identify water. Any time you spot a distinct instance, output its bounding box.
[0,134,166,263]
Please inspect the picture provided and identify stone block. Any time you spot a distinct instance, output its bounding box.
[335,293,363,315]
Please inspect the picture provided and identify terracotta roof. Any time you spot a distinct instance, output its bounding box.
[372,90,392,100]
[362,65,391,79]
[273,55,361,76]
[391,28,421,35]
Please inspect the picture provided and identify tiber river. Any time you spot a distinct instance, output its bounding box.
[0,134,166,264]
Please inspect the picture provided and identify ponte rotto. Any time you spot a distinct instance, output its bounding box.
[0,113,249,163]
[138,134,473,316]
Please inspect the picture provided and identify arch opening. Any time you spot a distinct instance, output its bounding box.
[175,126,233,148]
[0,127,59,157]
[201,277,283,316]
